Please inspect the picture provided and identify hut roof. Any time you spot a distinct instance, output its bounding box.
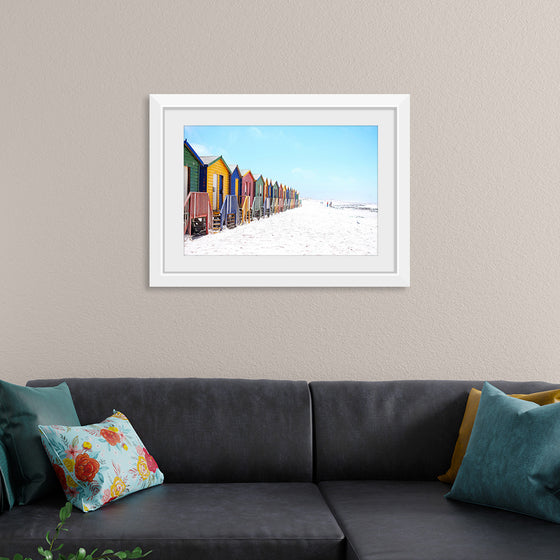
[200,155,219,165]
[200,155,231,173]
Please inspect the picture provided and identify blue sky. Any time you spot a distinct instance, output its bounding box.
[184,125,378,203]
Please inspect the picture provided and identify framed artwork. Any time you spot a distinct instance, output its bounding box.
[149,94,409,287]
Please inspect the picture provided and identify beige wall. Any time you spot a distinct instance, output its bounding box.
[2,1,560,385]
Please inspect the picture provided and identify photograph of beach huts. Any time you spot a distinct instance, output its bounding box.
[183,125,378,256]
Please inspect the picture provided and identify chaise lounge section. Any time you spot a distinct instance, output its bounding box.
[310,380,560,560]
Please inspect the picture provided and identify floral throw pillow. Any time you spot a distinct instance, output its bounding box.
[38,411,164,512]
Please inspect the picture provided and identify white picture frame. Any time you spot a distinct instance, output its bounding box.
[149,94,410,287]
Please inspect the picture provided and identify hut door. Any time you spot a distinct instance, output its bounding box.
[212,173,218,210]
[219,175,224,207]
[184,166,190,203]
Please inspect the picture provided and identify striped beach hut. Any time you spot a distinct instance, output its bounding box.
[272,181,280,214]
[184,140,203,200]
[230,164,242,206]
[280,184,286,212]
[217,159,238,230]
[241,170,255,220]
[264,178,272,217]
[184,141,212,236]
[241,170,255,205]
[199,156,231,228]
[253,174,264,219]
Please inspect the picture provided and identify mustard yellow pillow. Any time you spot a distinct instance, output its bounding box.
[438,387,560,484]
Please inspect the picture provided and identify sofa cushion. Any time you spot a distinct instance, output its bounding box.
[39,411,164,512]
[27,378,313,483]
[0,380,80,504]
[446,382,560,523]
[309,380,559,480]
[438,386,560,484]
[0,483,344,560]
[0,439,15,511]
[320,480,560,560]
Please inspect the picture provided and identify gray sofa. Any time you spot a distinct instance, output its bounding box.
[1,377,560,560]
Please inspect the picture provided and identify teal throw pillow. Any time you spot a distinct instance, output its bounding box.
[39,411,164,512]
[0,380,80,504]
[0,439,15,511]
[446,381,560,523]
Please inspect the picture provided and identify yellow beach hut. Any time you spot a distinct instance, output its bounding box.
[200,156,231,220]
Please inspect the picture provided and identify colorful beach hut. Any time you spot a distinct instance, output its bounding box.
[272,181,279,214]
[252,174,264,219]
[199,156,231,229]
[264,179,272,217]
[183,141,213,236]
[241,170,255,205]
[241,170,256,220]
[280,184,286,212]
[230,164,243,206]
[184,140,203,200]
[217,160,238,230]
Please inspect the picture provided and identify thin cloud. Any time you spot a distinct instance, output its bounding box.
[249,127,264,138]
[291,167,316,179]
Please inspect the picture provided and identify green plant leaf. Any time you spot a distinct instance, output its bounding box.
[59,502,72,522]
[114,553,127,559]
[39,549,53,560]
[64,502,73,518]
[14,554,23,560]
[100,551,114,556]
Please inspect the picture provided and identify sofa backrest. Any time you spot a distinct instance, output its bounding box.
[310,380,559,481]
[27,378,313,483]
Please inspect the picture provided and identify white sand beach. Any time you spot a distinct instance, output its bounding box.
[184,199,377,256]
